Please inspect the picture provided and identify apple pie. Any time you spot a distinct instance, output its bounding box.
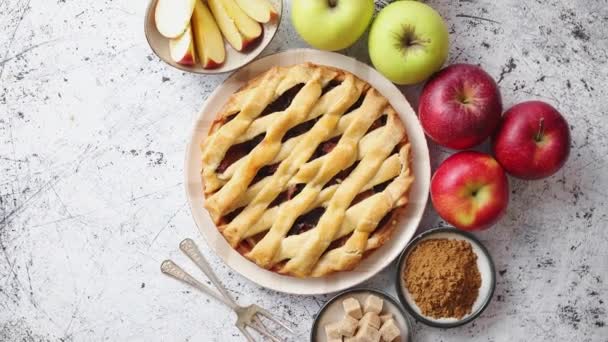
[200,63,414,278]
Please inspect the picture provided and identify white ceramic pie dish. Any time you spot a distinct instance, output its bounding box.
[184,48,430,295]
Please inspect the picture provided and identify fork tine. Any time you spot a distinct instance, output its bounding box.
[238,325,256,342]
[256,307,295,334]
[251,316,282,342]
[252,315,272,336]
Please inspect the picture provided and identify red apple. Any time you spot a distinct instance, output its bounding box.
[431,151,509,230]
[419,64,503,149]
[492,101,570,180]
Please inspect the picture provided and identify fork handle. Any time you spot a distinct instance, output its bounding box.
[179,238,237,305]
[160,260,236,310]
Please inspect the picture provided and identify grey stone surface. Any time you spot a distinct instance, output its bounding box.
[1,0,607,341]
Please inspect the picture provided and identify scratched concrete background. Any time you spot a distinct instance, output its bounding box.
[1,0,607,341]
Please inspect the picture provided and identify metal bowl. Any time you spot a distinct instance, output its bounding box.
[395,227,497,328]
[310,288,414,341]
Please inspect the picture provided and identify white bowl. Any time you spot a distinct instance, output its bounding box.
[144,0,283,74]
[184,49,430,295]
[396,227,496,328]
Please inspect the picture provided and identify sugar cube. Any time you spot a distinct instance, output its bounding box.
[325,322,342,339]
[355,324,381,342]
[359,312,381,330]
[379,319,401,342]
[379,313,393,324]
[342,297,363,319]
[363,295,383,314]
[339,315,359,337]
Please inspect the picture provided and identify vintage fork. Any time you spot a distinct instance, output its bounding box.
[160,238,294,342]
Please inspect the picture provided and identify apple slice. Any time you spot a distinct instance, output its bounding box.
[169,25,196,65]
[219,0,262,43]
[155,0,196,38]
[191,0,225,69]
[207,0,244,51]
[234,0,278,23]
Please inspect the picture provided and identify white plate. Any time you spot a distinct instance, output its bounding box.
[184,49,430,295]
[144,0,283,74]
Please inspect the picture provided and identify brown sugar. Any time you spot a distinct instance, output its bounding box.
[402,238,481,319]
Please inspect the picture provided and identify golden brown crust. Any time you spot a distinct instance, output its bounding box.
[200,63,413,278]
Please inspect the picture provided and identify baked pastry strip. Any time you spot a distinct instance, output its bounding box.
[237,153,402,238]
[205,68,326,220]
[221,74,366,246]
[202,64,338,196]
[273,145,412,265]
[310,147,413,276]
[281,111,405,277]
[201,69,284,193]
[244,89,388,269]
[219,96,371,182]
[218,120,387,212]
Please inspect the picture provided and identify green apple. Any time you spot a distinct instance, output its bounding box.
[291,0,374,51]
[368,1,449,85]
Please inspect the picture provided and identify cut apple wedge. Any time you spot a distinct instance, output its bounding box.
[219,0,262,42]
[234,0,278,23]
[207,0,244,51]
[155,0,196,38]
[169,25,196,65]
[191,0,225,69]
[208,0,262,51]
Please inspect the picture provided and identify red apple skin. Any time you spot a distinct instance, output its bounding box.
[240,26,264,52]
[492,101,570,180]
[269,10,279,21]
[202,58,223,69]
[177,51,195,66]
[431,151,509,230]
[419,64,503,149]
[181,55,195,65]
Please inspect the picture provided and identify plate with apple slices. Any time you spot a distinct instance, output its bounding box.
[145,0,282,73]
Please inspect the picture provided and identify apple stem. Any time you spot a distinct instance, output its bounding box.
[328,0,337,8]
[535,118,545,142]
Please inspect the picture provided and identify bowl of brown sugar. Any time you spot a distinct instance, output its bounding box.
[395,227,496,328]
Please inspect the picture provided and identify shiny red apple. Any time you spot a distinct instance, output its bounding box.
[492,101,570,180]
[431,151,509,230]
[419,64,503,149]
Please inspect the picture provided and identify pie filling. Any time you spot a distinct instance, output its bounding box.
[260,83,305,117]
[216,133,265,173]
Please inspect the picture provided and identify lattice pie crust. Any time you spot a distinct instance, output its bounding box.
[200,63,414,278]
